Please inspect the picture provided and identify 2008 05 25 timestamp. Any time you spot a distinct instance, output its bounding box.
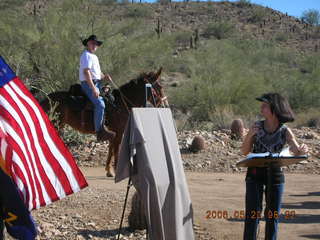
[205,210,296,220]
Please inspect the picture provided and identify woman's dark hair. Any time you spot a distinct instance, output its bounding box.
[256,93,295,123]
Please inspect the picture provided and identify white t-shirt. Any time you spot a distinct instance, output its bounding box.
[79,50,102,81]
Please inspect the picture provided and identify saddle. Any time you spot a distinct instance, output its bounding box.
[68,84,116,126]
[68,84,91,110]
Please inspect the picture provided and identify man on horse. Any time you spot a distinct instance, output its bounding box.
[79,34,115,142]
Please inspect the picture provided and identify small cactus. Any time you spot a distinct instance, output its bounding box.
[194,28,199,49]
[189,136,206,153]
[231,119,245,140]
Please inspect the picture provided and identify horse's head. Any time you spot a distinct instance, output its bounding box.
[143,67,169,108]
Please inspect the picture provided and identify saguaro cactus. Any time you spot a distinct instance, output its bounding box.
[155,18,162,38]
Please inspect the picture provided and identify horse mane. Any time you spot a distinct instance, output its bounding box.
[111,71,153,106]
[118,72,150,92]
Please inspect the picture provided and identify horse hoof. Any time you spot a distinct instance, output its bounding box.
[106,172,115,178]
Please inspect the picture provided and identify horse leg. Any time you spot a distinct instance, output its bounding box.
[105,134,122,178]
[112,135,122,175]
[106,141,114,177]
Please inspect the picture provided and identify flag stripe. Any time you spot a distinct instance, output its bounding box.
[11,152,34,210]
[0,57,87,211]
[10,80,83,192]
[0,92,47,207]
[12,79,87,187]
[8,87,74,196]
[0,103,54,206]
[2,123,41,208]
[1,85,69,202]
[0,138,12,172]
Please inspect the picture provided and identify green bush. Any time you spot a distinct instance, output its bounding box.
[124,5,152,18]
[274,32,289,42]
[237,0,251,8]
[203,22,235,39]
[171,39,320,127]
[249,7,267,23]
[302,9,320,26]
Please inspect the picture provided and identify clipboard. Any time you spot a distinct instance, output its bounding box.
[236,148,308,168]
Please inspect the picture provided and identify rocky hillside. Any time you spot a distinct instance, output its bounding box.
[1,0,319,128]
[25,0,320,53]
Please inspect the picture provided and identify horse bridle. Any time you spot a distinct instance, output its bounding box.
[108,76,168,111]
[146,79,169,108]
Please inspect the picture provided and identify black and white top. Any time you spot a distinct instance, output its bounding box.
[246,121,287,184]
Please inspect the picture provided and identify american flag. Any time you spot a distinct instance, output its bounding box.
[0,56,88,211]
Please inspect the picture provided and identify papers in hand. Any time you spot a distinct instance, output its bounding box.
[246,147,307,159]
[247,147,293,159]
[236,148,308,168]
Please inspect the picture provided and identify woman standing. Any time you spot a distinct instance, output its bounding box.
[241,93,308,240]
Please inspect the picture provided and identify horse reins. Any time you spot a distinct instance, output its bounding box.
[146,79,169,108]
[108,78,138,114]
[108,77,167,110]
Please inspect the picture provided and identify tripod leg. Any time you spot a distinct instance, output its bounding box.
[117,178,132,240]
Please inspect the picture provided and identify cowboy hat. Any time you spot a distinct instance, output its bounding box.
[82,35,103,46]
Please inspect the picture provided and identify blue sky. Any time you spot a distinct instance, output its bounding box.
[243,0,319,18]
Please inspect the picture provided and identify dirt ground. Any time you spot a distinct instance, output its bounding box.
[187,171,320,240]
[22,167,320,240]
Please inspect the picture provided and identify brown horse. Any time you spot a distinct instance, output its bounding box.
[40,68,168,177]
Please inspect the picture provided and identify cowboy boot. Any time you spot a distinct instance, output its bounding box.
[96,126,116,142]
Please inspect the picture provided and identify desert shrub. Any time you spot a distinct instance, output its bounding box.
[274,32,289,42]
[294,108,320,128]
[124,5,152,18]
[301,9,320,26]
[202,22,235,39]
[171,39,320,126]
[158,0,171,4]
[237,0,251,8]
[248,7,267,23]
[95,0,118,5]
[174,32,192,46]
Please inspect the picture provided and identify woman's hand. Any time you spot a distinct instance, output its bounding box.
[297,143,308,155]
[286,128,309,156]
[247,123,260,138]
[241,122,260,155]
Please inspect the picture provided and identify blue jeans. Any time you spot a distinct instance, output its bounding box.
[0,220,3,240]
[80,80,105,132]
[243,180,284,240]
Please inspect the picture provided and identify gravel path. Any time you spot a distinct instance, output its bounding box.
[4,127,319,239]
[5,169,319,240]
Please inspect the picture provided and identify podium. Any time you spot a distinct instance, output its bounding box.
[236,151,307,168]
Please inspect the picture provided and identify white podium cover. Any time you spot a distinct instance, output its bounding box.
[115,108,195,240]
